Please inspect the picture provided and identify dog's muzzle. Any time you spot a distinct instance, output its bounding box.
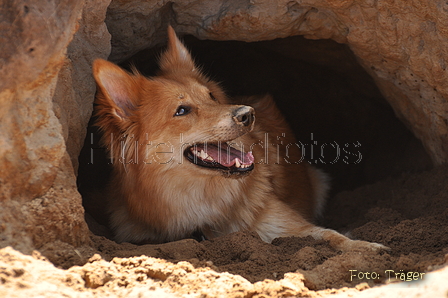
[183,105,256,176]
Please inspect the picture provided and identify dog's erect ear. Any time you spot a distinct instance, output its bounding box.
[92,59,138,123]
[159,26,196,73]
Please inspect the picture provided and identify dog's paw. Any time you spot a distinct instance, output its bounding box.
[338,239,390,253]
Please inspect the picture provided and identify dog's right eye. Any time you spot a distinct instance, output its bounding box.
[174,105,191,116]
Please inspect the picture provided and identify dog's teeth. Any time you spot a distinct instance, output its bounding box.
[204,152,212,160]
[235,159,241,168]
[193,150,199,156]
[200,150,207,159]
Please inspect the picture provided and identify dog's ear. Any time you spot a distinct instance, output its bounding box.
[159,26,196,73]
[92,59,138,125]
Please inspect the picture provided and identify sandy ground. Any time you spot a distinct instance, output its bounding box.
[2,165,448,297]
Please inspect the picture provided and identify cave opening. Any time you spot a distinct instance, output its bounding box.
[77,35,432,239]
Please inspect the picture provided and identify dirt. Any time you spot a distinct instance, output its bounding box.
[2,165,448,297]
[89,164,447,291]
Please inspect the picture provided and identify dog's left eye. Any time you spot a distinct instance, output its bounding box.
[174,105,191,116]
[209,92,217,101]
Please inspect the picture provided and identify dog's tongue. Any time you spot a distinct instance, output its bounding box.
[198,143,254,167]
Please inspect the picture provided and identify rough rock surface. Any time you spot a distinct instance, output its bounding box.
[106,0,448,165]
[54,0,112,172]
[0,246,311,298]
[1,244,448,298]
[0,0,85,252]
[0,0,110,252]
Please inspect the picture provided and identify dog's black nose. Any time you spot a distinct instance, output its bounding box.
[233,106,255,127]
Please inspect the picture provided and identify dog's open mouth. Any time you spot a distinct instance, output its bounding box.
[184,142,254,174]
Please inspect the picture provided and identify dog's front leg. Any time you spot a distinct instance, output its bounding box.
[256,200,389,252]
[293,224,390,252]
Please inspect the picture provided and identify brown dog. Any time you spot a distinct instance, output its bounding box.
[92,27,386,251]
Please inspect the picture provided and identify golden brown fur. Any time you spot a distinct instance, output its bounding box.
[92,27,387,251]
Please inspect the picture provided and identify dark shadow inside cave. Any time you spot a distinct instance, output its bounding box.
[77,35,432,238]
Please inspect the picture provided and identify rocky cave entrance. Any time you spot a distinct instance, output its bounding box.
[76,35,447,290]
[4,1,448,295]
[78,34,432,234]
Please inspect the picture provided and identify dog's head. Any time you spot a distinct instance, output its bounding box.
[93,27,255,176]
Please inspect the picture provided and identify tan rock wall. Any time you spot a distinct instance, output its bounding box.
[0,0,110,252]
[107,0,448,164]
[55,0,112,172]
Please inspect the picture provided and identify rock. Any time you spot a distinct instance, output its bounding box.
[106,0,448,164]
[2,245,448,297]
[0,0,110,252]
[54,0,112,172]
[0,0,84,252]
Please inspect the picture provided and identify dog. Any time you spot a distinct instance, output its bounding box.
[92,26,387,252]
